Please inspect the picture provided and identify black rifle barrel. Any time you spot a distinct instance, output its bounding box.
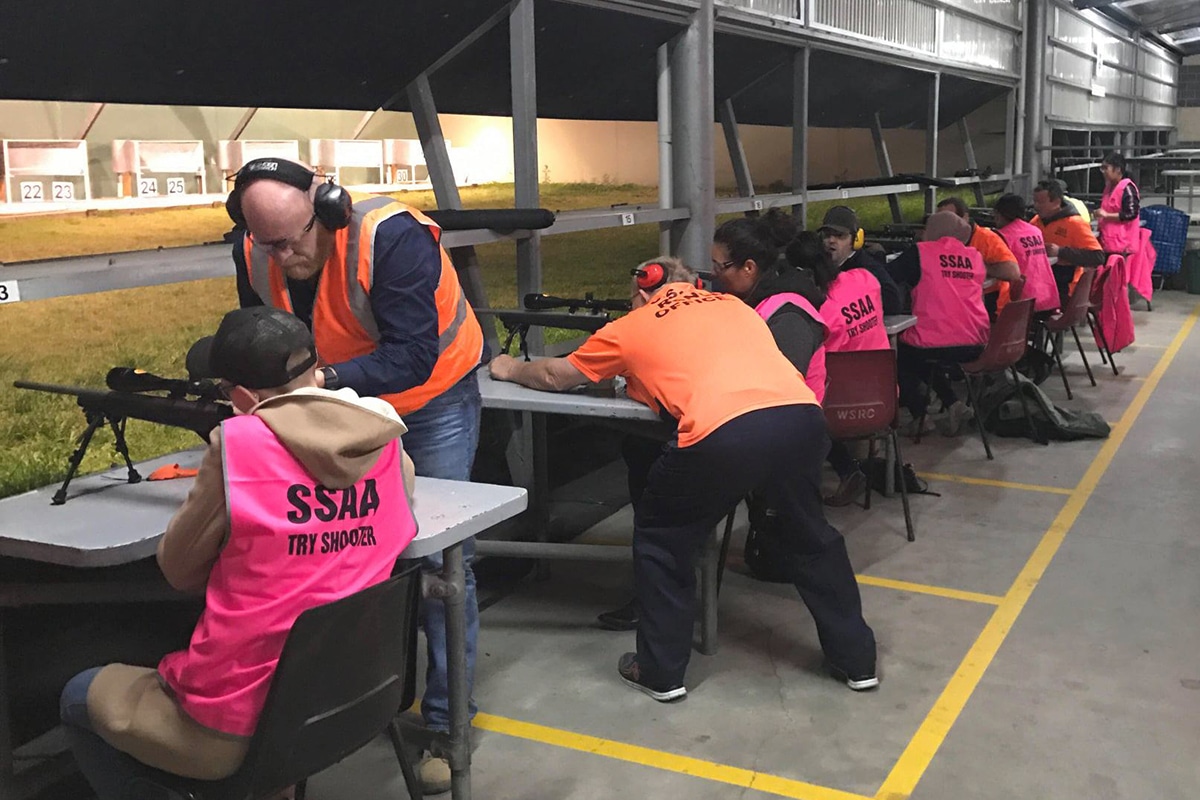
[523,293,631,313]
[14,381,231,437]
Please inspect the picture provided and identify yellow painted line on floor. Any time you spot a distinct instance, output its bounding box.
[916,472,1073,496]
[855,575,1003,606]
[875,302,1200,800]
[473,712,875,800]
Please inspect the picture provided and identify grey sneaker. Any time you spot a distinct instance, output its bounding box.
[418,753,452,795]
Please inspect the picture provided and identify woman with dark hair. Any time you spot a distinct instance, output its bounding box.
[1097,151,1141,257]
[711,211,828,392]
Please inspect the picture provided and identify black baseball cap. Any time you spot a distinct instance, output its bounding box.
[187,307,318,389]
[818,205,859,236]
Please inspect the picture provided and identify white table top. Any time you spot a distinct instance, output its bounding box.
[478,368,660,421]
[0,450,526,567]
[883,314,918,336]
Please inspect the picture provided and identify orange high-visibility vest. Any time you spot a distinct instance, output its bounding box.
[243,195,482,415]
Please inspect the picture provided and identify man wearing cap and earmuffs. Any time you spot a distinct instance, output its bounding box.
[224,158,483,793]
[489,257,878,702]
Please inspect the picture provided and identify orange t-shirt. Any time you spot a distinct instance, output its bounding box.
[1033,212,1101,292]
[566,284,816,447]
[970,225,1017,299]
[970,224,1016,267]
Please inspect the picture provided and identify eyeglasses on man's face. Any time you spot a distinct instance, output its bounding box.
[250,211,318,255]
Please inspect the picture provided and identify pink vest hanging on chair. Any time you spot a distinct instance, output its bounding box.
[158,415,415,736]
[820,268,889,352]
[901,239,989,349]
[1127,226,1156,304]
[998,218,1059,313]
[1094,254,1135,355]
[755,292,828,404]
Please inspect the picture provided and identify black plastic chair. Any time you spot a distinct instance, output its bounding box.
[150,565,424,800]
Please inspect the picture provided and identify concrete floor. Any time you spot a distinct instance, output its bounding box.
[51,291,1200,799]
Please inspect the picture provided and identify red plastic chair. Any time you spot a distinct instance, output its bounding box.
[823,349,914,542]
[960,298,1041,460]
[1042,267,1097,400]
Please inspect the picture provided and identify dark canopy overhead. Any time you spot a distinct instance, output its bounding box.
[0,0,1006,128]
[0,0,513,108]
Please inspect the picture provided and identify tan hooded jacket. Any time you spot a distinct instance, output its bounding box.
[84,387,414,780]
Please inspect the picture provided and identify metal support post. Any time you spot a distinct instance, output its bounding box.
[1005,88,1020,194]
[511,0,543,354]
[657,43,673,255]
[423,544,471,800]
[925,72,941,215]
[669,0,715,270]
[958,117,987,206]
[227,108,258,141]
[1023,0,1047,186]
[408,73,500,359]
[791,47,810,225]
[719,98,754,199]
[871,111,904,223]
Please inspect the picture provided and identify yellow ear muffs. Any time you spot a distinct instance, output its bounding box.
[853,227,865,251]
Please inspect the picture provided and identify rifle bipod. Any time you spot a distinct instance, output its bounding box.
[52,409,141,505]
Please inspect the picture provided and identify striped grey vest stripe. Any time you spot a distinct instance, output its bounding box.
[342,196,396,341]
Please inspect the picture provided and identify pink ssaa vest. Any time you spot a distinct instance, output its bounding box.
[756,292,828,404]
[998,219,1060,313]
[158,415,415,736]
[901,239,989,349]
[1099,177,1140,256]
[820,268,888,352]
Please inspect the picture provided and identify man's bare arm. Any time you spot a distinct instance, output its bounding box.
[489,354,592,392]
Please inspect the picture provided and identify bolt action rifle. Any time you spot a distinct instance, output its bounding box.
[496,293,632,360]
[14,368,232,505]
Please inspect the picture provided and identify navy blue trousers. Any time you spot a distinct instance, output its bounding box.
[633,404,876,686]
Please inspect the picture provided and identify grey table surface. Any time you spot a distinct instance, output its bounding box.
[0,449,527,567]
[478,368,660,421]
[883,314,918,336]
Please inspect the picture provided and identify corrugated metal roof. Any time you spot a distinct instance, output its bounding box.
[1080,0,1200,55]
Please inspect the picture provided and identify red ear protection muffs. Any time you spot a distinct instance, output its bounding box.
[226,158,352,231]
[631,263,704,293]
[632,262,666,291]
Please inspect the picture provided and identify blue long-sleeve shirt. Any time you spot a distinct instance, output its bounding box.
[234,212,442,397]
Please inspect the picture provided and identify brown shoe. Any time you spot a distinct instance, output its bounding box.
[824,469,867,507]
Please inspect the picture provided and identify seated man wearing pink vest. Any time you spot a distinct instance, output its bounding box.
[60,306,417,799]
[886,211,1019,435]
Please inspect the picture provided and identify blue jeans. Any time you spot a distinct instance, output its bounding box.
[402,371,482,733]
[61,668,186,800]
